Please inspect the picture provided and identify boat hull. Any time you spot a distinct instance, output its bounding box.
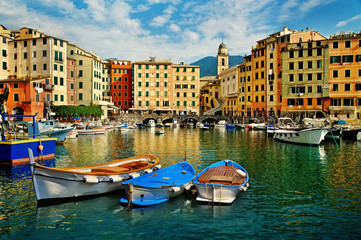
[273,128,328,145]
[77,129,106,135]
[120,161,195,206]
[0,138,56,164]
[195,183,248,204]
[121,184,190,206]
[193,160,249,204]
[45,127,74,143]
[29,151,161,204]
[342,128,361,140]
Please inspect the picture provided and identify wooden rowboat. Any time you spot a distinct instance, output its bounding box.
[193,159,249,204]
[28,148,161,205]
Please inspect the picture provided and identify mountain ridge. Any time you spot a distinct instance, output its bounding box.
[191,55,244,77]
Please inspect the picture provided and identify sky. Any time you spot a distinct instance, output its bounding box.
[0,0,361,64]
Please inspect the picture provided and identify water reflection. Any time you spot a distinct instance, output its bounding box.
[2,128,361,239]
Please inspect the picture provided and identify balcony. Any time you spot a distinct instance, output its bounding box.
[329,106,355,111]
[43,84,54,90]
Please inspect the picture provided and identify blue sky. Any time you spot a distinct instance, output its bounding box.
[0,0,360,63]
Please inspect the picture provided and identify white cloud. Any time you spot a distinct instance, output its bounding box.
[336,14,361,27]
[83,0,107,22]
[150,6,176,27]
[169,23,180,32]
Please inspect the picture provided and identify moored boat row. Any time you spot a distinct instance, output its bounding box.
[27,149,250,207]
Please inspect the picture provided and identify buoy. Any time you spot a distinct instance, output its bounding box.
[236,169,247,178]
[38,145,43,151]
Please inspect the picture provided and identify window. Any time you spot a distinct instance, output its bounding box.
[308,73,312,81]
[357,55,361,62]
[289,51,294,58]
[333,70,338,78]
[330,56,341,63]
[317,73,322,80]
[138,82,141,87]
[308,61,312,69]
[54,94,58,101]
[288,99,295,106]
[299,50,303,57]
[317,60,322,68]
[79,93,83,100]
[308,86,312,93]
[43,63,47,70]
[146,82,149,87]
[14,53,17,59]
[345,40,351,48]
[2,62,7,70]
[345,84,350,91]
[60,95,64,102]
[2,49,6,57]
[289,74,294,82]
[345,69,351,78]
[138,65,141,69]
[317,98,322,105]
[344,98,354,106]
[298,62,303,69]
[146,73,149,78]
[70,83,74,89]
[24,41,27,47]
[333,41,338,49]
[14,93,19,102]
[333,84,339,91]
[356,83,361,91]
[343,55,353,63]
[298,74,303,81]
[317,86,322,93]
[308,98,312,105]
[138,73,141,78]
[156,73,159,78]
[79,60,83,65]
[289,62,294,70]
[138,91,141,96]
[317,48,322,56]
[308,49,312,57]
[24,52,27,59]
[33,64,36,71]
[79,82,83,89]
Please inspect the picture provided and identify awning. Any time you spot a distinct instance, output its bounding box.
[108,105,121,110]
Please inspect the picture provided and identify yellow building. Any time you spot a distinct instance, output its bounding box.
[0,25,12,81]
[133,57,173,113]
[133,57,200,115]
[172,62,200,115]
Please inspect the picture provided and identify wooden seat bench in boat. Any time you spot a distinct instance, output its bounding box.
[198,165,245,185]
[90,161,150,174]
[91,166,130,174]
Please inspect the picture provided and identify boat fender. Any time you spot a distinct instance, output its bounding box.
[82,176,99,183]
[129,173,140,179]
[141,170,148,175]
[236,169,247,178]
[109,176,123,183]
[184,182,193,191]
[153,166,160,171]
[38,144,43,151]
[169,186,181,193]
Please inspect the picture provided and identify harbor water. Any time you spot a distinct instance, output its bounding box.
[1,127,361,239]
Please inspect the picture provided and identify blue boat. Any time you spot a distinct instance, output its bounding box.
[120,161,195,207]
[14,119,74,144]
[193,159,249,204]
[0,113,56,165]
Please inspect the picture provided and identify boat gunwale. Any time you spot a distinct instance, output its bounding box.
[32,154,160,175]
[193,160,249,187]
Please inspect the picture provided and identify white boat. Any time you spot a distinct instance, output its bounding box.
[66,129,78,139]
[215,120,227,128]
[28,148,161,205]
[77,128,106,135]
[147,120,156,127]
[273,128,329,145]
[193,159,249,204]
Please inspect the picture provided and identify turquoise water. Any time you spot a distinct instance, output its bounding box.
[1,128,361,239]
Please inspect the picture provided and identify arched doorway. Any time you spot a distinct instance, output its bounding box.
[12,107,24,121]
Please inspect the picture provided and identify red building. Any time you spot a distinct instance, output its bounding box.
[109,60,132,110]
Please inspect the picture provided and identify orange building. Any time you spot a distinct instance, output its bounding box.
[109,60,132,110]
[251,39,267,117]
[0,78,49,119]
[328,31,361,121]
